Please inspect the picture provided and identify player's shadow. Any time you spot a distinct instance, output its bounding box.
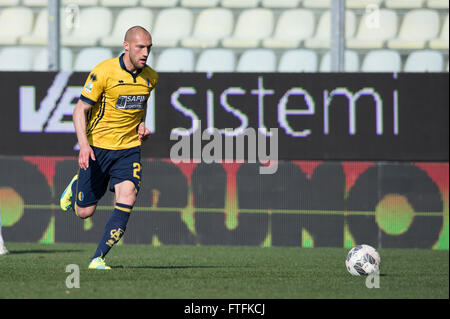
[111,265,243,269]
[8,249,84,255]
[359,273,387,277]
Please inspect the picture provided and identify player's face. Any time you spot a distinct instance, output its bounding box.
[127,32,152,70]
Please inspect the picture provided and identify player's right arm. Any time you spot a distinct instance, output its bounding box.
[73,99,96,170]
[75,64,106,170]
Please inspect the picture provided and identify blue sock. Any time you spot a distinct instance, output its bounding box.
[92,203,132,260]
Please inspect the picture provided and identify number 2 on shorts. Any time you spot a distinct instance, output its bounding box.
[133,162,141,179]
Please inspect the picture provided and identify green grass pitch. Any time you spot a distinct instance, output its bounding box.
[0,243,448,299]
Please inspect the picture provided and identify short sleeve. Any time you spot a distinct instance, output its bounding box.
[80,65,106,105]
[146,67,158,92]
[152,71,159,88]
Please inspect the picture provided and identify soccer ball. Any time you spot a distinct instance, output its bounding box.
[346,244,381,276]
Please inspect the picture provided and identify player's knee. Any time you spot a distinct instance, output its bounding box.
[117,191,137,206]
[77,211,90,219]
[75,205,96,219]
[115,181,137,206]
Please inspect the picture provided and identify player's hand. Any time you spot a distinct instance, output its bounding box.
[138,122,150,142]
[79,144,95,170]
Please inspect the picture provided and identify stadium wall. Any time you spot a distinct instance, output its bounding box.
[0,72,448,249]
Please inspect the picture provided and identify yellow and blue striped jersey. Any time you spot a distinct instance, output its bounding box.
[80,53,158,150]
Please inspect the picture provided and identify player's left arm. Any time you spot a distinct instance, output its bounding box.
[138,71,158,142]
[137,107,150,142]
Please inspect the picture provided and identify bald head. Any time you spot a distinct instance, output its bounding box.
[123,26,152,72]
[124,26,151,42]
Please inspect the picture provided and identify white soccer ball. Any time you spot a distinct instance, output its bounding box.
[345,244,381,276]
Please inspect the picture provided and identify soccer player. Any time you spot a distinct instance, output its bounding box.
[59,26,158,270]
[0,214,8,255]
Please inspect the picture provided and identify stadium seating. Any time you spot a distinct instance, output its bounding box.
[33,47,73,71]
[100,0,139,6]
[346,9,398,49]
[62,0,99,6]
[181,8,234,48]
[0,0,448,72]
[62,0,99,5]
[429,13,449,49]
[427,0,449,9]
[404,50,444,71]
[181,0,220,7]
[278,49,319,72]
[0,0,19,5]
[23,7,89,45]
[221,0,260,8]
[304,10,357,49]
[319,50,360,72]
[346,0,383,9]
[385,0,424,8]
[62,7,112,46]
[0,46,34,71]
[100,7,153,47]
[303,0,330,9]
[0,7,34,45]
[262,9,315,49]
[222,8,274,48]
[236,49,277,72]
[156,48,195,72]
[140,0,179,7]
[195,48,235,72]
[22,0,48,6]
[361,49,402,72]
[261,0,301,8]
[387,9,440,49]
[19,9,48,45]
[152,7,193,47]
[72,47,114,71]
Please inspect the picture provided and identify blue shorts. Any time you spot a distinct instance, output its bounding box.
[75,146,142,208]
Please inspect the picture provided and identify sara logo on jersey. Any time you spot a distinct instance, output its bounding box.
[115,95,147,110]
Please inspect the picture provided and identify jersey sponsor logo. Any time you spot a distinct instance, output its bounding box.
[115,95,147,110]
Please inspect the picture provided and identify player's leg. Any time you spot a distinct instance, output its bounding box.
[74,204,97,219]
[73,171,104,219]
[114,180,138,206]
[0,214,8,255]
[89,147,141,269]
[89,181,136,266]
[60,174,79,212]
[61,147,109,219]
[60,180,101,218]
